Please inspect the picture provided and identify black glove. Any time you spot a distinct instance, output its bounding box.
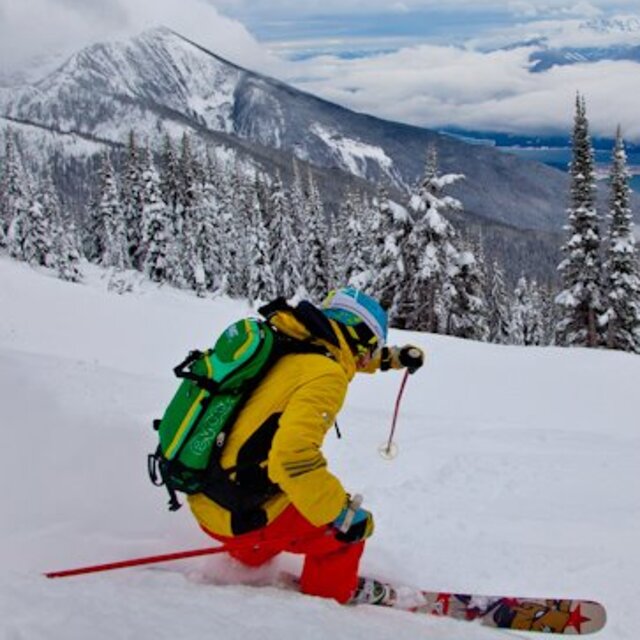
[398,345,425,373]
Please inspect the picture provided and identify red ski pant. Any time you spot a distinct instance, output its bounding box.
[201,505,365,603]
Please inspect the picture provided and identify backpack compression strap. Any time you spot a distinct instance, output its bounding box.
[172,350,219,393]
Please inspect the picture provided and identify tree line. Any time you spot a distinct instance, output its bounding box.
[1,99,638,353]
[555,94,640,353]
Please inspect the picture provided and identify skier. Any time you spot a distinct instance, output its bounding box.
[188,287,424,604]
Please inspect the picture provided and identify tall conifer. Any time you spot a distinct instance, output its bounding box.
[555,94,604,347]
[601,126,640,352]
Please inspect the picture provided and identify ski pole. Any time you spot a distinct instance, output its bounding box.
[44,545,233,578]
[380,368,410,459]
[44,529,331,579]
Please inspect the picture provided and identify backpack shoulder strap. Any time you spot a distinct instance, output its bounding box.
[258,297,340,348]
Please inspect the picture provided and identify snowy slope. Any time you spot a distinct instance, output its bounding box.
[1,256,639,640]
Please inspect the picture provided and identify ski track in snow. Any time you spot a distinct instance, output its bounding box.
[1,256,639,639]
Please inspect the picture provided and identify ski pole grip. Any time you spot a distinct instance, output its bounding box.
[339,494,363,533]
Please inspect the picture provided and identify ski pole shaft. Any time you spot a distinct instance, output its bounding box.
[382,369,410,456]
[44,545,230,578]
[44,529,331,579]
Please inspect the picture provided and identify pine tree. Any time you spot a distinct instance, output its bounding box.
[140,147,171,283]
[177,133,201,291]
[487,260,512,344]
[55,221,83,283]
[213,169,236,296]
[555,94,604,348]
[302,169,331,301]
[341,190,369,289]
[398,144,466,332]
[448,244,490,341]
[511,276,545,346]
[22,194,53,266]
[41,173,82,280]
[98,152,129,271]
[198,161,224,292]
[1,130,29,251]
[601,126,640,352]
[268,171,303,298]
[121,130,145,269]
[41,174,62,248]
[369,187,410,320]
[225,167,251,298]
[246,182,276,305]
[160,133,180,220]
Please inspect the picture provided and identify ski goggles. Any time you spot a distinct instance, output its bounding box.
[324,308,379,357]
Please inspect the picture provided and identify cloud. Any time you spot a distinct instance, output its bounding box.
[1,0,638,142]
[208,0,637,18]
[282,44,640,141]
[0,0,281,76]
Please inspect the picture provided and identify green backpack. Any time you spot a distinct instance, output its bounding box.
[148,317,279,511]
[148,299,339,513]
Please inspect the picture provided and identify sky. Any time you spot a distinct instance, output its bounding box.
[1,0,639,141]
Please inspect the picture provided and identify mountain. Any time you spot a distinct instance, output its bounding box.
[502,14,640,72]
[581,15,640,36]
[530,44,640,72]
[1,255,637,639]
[1,26,605,282]
[0,28,571,229]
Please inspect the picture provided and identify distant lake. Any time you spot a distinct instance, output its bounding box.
[499,146,640,193]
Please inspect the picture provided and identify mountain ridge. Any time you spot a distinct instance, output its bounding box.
[0,27,574,231]
[7,26,633,283]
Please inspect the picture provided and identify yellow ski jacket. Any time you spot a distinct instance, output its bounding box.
[188,307,386,537]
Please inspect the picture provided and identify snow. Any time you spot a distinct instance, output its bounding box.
[0,117,106,158]
[310,123,396,179]
[1,255,639,639]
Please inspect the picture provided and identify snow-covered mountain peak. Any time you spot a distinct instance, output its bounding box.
[15,27,241,137]
[0,24,587,269]
[580,14,640,35]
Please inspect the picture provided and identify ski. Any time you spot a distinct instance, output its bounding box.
[369,580,606,635]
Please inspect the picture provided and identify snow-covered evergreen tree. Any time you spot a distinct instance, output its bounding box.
[341,190,369,289]
[41,174,62,235]
[302,169,331,300]
[369,187,410,319]
[268,171,303,298]
[448,244,490,341]
[97,152,129,272]
[600,126,640,353]
[212,169,236,296]
[1,130,29,250]
[21,194,53,266]
[55,221,83,283]
[160,134,180,220]
[121,130,145,269]
[246,183,276,305]
[511,276,545,346]
[398,144,466,332]
[555,94,604,348]
[487,260,512,344]
[197,163,224,292]
[177,133,201,291]
[224,167,251,298]
[140,147,171,283]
